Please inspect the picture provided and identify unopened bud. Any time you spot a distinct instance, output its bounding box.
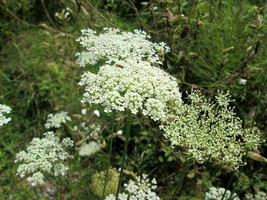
[247,151,267,162]
[167,9,174,21]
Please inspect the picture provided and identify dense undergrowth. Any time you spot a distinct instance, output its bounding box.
[0,0,266,199]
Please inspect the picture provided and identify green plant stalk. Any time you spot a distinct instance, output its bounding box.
[171,158,191,200]
[102,112,116,200]
[221,171,235,200]
[115,110,132,200]
[250,75,266,134]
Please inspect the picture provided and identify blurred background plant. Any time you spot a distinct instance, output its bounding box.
[0,0,266,199]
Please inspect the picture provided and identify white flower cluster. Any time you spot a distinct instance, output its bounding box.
[0,104,12,126]
[80,123,101,137]
[239,78,247,86]
[79,59,181,121]
[245,191,267,200]
[78,141,101,157]
[105,174,160,200]
[162,90,262,169]
[93,109,100,117]
[205,187,240,200]
[76,27,170,67]
[15,132,73,186]
[45,111,71,129]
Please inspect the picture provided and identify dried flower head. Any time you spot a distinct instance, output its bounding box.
[76,27,170,67]
[15,132,73,186]
[162,89,262,169]
[0,104,12,126]
[79,59,181,121]
[45,111,71,129]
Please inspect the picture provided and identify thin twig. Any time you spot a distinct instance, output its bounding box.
[4,7,38,28]
[128,0,148,32]
[3,3,75,38]
[83,0,117,27]
[40,0,61,31]
[207,38,260,91]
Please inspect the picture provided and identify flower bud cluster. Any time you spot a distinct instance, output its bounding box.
[91,168,119,198]
[76,27,170,67]
[45,111,71,129]
[0,104,12,126]
[79,59,181,121]
[205,187,240,200]
[15,132,73,186]
[162,89,262,169]
[105,174,160,200]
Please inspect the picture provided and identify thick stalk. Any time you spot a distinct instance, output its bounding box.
[171,158,191,200]
[115,110,132,200]
[102,112,116,200]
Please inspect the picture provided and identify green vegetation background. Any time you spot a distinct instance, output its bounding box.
[0,0,266,199]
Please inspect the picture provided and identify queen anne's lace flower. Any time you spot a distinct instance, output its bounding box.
[78,141,101,157]
[245,191,267,200]
[76,27,170,67]
[79,60,181,121]
[0,104,12,126]
[205,187,240,200]
[105,174,160,200]
[161,89,262,169]
[15,132,73,186]
[45,111,71,129]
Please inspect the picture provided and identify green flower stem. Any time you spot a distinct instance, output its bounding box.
[228,169,242,200]
[115,110,132,200]
[221,171,235,200]
[102,112,116,200]
[171,158,191,200]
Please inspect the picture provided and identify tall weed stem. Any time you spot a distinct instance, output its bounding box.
[171,158,191,200]
[250,76,266,131]
[102,112,116,200]
[115,110,132,200]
